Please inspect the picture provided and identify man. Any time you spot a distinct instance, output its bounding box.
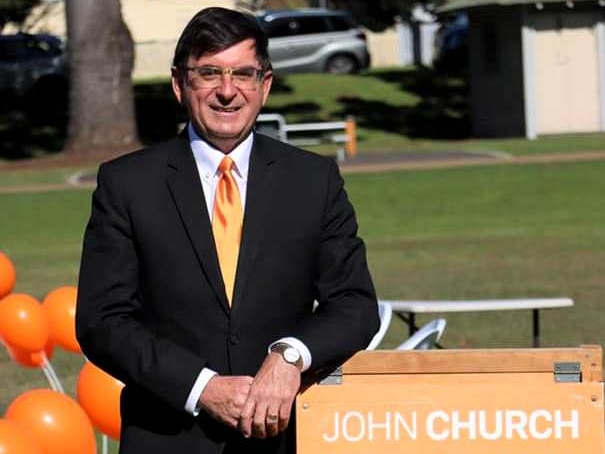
[76,7,378,454]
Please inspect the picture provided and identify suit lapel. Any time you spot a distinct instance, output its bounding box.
[165,137,229,313]
[231,135,278,316]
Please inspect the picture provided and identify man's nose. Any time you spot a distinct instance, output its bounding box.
[215,75,237,100]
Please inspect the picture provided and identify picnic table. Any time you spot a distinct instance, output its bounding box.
[382,297,574,347]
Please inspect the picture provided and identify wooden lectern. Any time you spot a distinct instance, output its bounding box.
[296,345,604,453]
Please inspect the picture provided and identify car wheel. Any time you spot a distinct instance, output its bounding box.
[326,54,358,74]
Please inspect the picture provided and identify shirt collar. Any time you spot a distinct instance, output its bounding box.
[188,123,252,179]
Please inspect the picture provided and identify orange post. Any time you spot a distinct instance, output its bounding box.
[344,116,357,158]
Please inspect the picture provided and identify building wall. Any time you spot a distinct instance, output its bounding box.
[530,10,601,134]
[125,0,237,78]
[367,19,439,68]
[468,7,526,137]
[367,27,401,68]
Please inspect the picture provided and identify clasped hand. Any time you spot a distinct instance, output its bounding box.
[199,352,301,439]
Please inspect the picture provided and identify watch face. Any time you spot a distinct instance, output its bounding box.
[284,347,300,363]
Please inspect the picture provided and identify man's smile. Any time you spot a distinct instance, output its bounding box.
[210,105,243,113]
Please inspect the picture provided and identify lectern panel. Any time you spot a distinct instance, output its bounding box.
[296,347,604,454]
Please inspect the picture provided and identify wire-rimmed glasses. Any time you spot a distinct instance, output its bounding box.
[175,65,267,91]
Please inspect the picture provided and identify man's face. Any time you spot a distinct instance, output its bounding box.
[172,39,272,153]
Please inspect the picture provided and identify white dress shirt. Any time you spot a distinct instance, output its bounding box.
[184,124,312,415]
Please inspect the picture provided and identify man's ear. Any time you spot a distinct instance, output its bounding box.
[171,68,184,105]
[261,71,273,106]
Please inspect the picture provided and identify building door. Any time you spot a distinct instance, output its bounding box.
[533,13,601,134]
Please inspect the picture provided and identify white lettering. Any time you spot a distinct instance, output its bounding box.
[505,410,529,439]
[426,411,449,441]
[529,409,552,440]
[478,410,503,440]
[451,410,477,440]
[395,411,418,440]
[342,411,366,442]
[322,411,340,443]
[321,408,579,443]
[555,410,579,439]
[368,412,391,441]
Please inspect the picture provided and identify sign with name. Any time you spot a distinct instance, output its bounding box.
[296,348,605,453]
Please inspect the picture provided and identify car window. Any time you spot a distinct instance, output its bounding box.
[264,16,329,38]
[263,18,296,38]
[327,15,353,31]
[0,39,28,62]
[27,37,62,58]
[297,16,329,34]
[0,36,61,62]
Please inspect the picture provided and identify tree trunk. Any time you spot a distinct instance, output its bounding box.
[64,0,140,155]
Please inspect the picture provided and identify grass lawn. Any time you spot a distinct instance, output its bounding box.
[2,68,604,165]
[1,60,604,453]
[345,161,605,349]
[1,159,605,454]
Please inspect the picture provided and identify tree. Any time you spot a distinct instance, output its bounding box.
[64,0,140,155]
[0,0,39,30]
[236,0,308,11]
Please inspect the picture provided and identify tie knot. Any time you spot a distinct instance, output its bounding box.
[218,157,235,175]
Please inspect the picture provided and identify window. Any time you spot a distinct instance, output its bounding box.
[0,40,27,62]
[296,17,329,35]
[0,36,61,62]
[264,16,329,38]
[327,15,353,32]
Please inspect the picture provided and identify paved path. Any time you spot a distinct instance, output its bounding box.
[341,150,605,173]
[1,150,605,194]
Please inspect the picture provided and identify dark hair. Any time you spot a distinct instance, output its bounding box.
[172,7,271,70]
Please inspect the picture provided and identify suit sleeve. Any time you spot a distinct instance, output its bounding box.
[75,163,206,412]
[293,159,379,371]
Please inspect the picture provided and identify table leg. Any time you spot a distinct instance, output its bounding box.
[532,309,540,348]
[394,312,417,336]
[394,312,444,348]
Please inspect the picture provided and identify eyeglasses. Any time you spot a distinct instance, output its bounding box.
[176,65,267,91]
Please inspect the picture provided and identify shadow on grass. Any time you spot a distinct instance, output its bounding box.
[0,87,68,161]
[266,68,470,139]
[0,81,186,161]
[134,81,188,142]
[345,67,470,139]
[0,67,470,161]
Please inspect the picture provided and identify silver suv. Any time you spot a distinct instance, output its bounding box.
[256,9,370,74]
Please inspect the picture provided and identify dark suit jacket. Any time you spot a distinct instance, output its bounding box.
[76,132,378,454]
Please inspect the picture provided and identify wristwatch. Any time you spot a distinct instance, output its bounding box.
[270,342,303,371]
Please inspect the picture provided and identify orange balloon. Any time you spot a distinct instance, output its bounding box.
[0,418,44,454]
[5,389,96,454]
[42,286,81,353]
[3,340,54,368]
[0,252,16,299]
[77,362,123,440]
[0,294,49,352]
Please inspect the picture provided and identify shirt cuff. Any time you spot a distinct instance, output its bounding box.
[184,367,217,416]
[268,337,312,372]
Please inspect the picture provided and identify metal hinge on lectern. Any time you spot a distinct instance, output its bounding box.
[319,366,343,385]
[554,362,582,383]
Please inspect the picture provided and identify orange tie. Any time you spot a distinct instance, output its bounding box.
[212,157,243,304]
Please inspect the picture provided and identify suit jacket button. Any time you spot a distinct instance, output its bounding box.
[229,333,240,345]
